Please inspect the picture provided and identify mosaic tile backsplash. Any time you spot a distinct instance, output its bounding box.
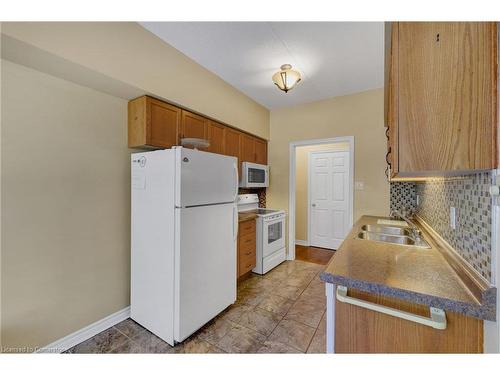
[390,182,417,214]
[389,172,493,282]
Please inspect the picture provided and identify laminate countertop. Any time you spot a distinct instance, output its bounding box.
[238,212,258,223]
[320,215,496,321]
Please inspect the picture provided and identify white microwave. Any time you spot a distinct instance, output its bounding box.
[240,162,269,188]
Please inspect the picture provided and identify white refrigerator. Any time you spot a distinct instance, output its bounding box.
[131,147,239,346]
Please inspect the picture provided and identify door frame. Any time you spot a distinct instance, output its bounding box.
[307,149,351,250]
[288,136,354,260]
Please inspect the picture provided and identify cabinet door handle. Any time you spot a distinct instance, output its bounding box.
[336,286,447,330]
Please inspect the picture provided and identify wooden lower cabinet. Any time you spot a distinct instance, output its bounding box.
[237,220,256,278]
[334,288,483,353]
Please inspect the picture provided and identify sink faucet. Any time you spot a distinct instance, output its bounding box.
[390,209,423,242]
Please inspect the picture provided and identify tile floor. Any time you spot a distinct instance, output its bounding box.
[65,260,327,354]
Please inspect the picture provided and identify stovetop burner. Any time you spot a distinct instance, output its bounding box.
[255,208,279,215]
[237,194,284,217]
[239,208,285,217]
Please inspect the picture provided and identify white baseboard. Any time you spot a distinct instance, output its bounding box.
[295,239,309,246]
[36,306,131,353]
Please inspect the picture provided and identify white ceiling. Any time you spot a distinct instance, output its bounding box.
[140,22,384,109]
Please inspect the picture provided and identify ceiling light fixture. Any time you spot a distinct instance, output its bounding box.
[272,64,302,93]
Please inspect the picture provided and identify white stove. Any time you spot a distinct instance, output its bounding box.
[254,208,280,215]
[237,194,287,274]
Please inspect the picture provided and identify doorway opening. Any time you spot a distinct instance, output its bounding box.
[288,136,354,260]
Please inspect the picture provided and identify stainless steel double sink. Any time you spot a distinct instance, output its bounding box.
[357,224,430,248]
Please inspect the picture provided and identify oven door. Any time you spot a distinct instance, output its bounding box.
[262,216,285,257]
[240,162,269,188]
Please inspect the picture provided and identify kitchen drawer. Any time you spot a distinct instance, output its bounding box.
[238,219,256,278]
[239,232,255,252]
[239,253,256,275]
[239,233,256,274]
[239,219,256,237]
[239,242,256,263]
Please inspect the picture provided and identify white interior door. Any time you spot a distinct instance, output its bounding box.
[309,150,351,249]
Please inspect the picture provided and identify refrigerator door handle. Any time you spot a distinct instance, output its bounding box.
[233,162,239,201]
[233,205,238,242]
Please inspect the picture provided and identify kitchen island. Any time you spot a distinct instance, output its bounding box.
[320,215,496,353]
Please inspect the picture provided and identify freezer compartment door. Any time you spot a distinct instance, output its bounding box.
[176,148,238,207]
[174,203,237,342]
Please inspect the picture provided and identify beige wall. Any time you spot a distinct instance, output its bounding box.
[1,61,131,349]
[1,22,270,139]
[295,143,349,242]
[0,22,271,350]
[268,89,389,245]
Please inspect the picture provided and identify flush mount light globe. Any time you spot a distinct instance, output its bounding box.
[272,64,302,93]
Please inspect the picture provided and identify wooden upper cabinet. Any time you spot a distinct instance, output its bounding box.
[386,22,497,177]
[385,22,399,177]
[224,128,241,159]
[128,97,267,169]
[206,121,225,154]
[224,127,242,176]
[128,96,180,148]
[240,134,256,163]
[224,127,241,173]
[240,134,268,165]
[180,110,208,144]
[254,138,268,165]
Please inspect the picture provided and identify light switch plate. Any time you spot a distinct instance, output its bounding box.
[491,173,500,206]
[355,181,364,190]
